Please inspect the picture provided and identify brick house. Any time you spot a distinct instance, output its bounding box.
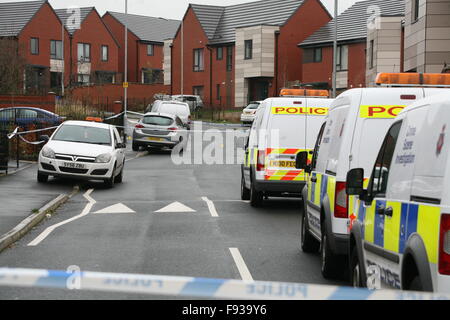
[102,12,180,85]
[299,0,405,92]
[403,0,450,73]
[0,0,71,95]
[54,7,120,87]
[168,0,332,108]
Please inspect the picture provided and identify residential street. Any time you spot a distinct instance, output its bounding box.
[0,123,345,300]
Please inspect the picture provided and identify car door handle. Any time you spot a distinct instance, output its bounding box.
[377,206,393,217]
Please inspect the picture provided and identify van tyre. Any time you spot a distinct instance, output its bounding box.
[301,209,320,253]
[241,175,250,200]
[249,179,263,207]
[37,172,48,183]
[320,224,343,279]
[408,276,423,291]
[351,246,365,288]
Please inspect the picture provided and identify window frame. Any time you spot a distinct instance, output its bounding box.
[311,122,327,171]
[226,46,233,71]
[77,43,91,63]
[244,39,253,60]
[101,45,109,62]
[216,47,223,60]
[369,40,375,69]
[50,40,63,60]
[336,45,349,72]
[412,0,420,23]
[30,38,39,55]
[193,48,204,72]
[147,44,154,56]
[313,47,322,63]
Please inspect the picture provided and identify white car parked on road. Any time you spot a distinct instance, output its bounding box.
[240,101,262,124]
[37,120,126,188]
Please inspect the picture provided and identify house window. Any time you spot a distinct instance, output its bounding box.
[369,40,374,69]
[101,45,109,62]
[336,45,348,71]
[50,72,62,90]
[193,86,204,99]
[147,44,154,56]
[245,40,253,60]
[216,84,221,100]
[413,0,420,22]
[226,46,233,71]
[142,68,163,84]
[50,40,63,60]
[313,48,322,63]
[303,48,322,63]
[193,48,204,72]
[217,47,223,60]
[30,38,39,55]
[77,74,90,85]
[78,43,91,62]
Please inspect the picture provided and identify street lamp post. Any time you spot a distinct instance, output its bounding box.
[124,0,128,142]
[332,0,338,98]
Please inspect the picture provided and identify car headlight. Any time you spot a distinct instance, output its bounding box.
[41,146,55,159]
[95,153,112,163]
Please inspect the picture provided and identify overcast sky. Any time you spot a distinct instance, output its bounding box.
[1,0,363,20]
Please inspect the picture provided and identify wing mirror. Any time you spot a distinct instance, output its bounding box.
[39,135,50,143]
[116,142,126,149]
[346,168,365,197]
[295,151,310,173]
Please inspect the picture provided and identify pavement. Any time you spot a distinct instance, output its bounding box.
[0,122,347,300]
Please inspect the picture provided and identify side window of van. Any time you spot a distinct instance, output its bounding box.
[311,122,326,171]
[369,121,402,196]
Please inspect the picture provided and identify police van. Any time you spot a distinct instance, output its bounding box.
[347,89,450,293]
[241,89,332,207]
[296,73,450,279]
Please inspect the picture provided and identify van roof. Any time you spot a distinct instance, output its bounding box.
[399,91,450,116]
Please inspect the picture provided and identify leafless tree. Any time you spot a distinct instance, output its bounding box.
[0,37,27,95]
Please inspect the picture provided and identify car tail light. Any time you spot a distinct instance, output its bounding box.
[168,127,178,131]
[335,182,348,218]
[439,214,450,275]
[135,124,144,129]
[256,150,266,171]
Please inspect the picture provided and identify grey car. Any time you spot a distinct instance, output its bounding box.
[132,113,189,152]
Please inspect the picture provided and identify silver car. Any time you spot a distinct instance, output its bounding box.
[132,113,189,151]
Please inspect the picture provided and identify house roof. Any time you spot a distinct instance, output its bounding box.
[54,7,94,35]
[190,0,305,45]
[300,0,405,47]
[0,0,46,37]
[106,11,180,43]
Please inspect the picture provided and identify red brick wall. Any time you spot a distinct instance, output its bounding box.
[0,95,56,113]
[211,45,235,108]
[302,46,333,86]
[277,0,332,90]
[137,42,164,74]
[69,10,119,82]
[18,2,71,85]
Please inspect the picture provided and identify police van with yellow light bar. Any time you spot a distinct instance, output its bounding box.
[241,89,332,207]
[347,89,450,293]
[295,73,450,280]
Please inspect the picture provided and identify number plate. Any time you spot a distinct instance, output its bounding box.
[63,162,86,169]
[269,160,296,168]
[147,137,164,142]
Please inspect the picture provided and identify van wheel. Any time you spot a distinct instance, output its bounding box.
[351,246,365,288]
[241,174,250,201]
[408,276,423,291]
[132,142,140,152]
[301,208,319,253]
[320,224,343,279]
[37,172,48,183]
[249,178,263,207]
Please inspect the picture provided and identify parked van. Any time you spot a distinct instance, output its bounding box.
[347,90,450,293]
[296,73,450,279]
[241,90,333,207]
[151,100,192,129]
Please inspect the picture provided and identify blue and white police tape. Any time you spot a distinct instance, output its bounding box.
[0,268,449,300]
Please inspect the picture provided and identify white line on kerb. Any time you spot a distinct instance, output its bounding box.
[201,197,219,217]
[28,189,96,247]
[229,248,254,282]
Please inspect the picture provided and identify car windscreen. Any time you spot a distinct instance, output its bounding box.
[143,116,174,126]
[246,103,260,110]
[160,104,190,116]
[53,125,111,145]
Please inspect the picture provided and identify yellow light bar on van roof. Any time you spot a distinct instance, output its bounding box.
[376,73,450,86]
[85,117,103,123]
[280,89,329,98]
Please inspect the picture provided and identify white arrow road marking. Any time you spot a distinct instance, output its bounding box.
[229,248,254,282]
[28,189,96,247]
[201,197,219,217]
[93,203,135,214]
[155,202,196,213]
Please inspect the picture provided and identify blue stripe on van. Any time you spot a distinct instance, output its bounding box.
[374,200,386,247]
[358,201,367,239]
[405,203,419,247]
[311,173,316,202]
[320,175,328,203]
[399,203,409,254]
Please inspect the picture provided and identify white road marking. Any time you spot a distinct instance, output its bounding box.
[155,202,196,213]
[28,189,96,247]
[201,197,219,217]
[229,248,254,282]
[125,151,147,162]
[94,203,135,214]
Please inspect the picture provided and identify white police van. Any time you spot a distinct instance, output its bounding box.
[296,73,450,279]
[241,90,332,207]
[347,89,450,293]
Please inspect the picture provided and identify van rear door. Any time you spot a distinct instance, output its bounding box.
[265,99,307,182]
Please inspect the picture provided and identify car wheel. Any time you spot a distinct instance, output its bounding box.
[351,246,365,288]
[320,224,341,279]
[301,208,320,253]
[37,172,48,183]
[249,177,263,207]
[132,141,140,152]
[115,166,124,184]
[241,174,250,201]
